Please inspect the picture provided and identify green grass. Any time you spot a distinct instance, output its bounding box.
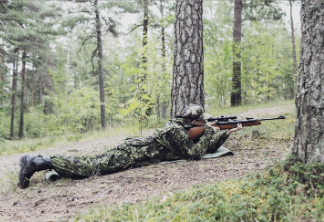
[74,156,324,222]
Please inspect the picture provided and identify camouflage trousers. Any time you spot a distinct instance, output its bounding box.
[51,137,162,179]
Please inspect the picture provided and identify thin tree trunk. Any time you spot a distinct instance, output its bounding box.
[293,0,324,164]
[231,0,243,106]
[32,83,35,107]
[39,75,43,104]
[26,86,29,105]
[95,0,107,129]
[19,48,27,139]
[161,26,166,72]
[142,0,149,74]
[171,0,205,117]
[290,0,297,98]
[0,41,3,106]
[44,55,50,115]
[158,0,168,119]
[10,53,18,139]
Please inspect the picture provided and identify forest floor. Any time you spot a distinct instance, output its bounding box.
[0,104,294,222]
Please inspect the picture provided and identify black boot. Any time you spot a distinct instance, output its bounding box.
[18,155,52,189]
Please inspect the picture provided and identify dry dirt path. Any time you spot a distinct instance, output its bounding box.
[0,105,294,222]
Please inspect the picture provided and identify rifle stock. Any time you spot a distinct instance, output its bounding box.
[187,126,206,140]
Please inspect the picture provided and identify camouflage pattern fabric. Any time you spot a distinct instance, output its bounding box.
[51,118,228,179]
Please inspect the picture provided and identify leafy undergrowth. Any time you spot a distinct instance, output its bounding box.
[75,155,324,222]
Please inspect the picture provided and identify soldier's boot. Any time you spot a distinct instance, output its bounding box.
[18,155,52,189]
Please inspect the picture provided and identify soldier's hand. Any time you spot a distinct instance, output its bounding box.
[226,123,245,136]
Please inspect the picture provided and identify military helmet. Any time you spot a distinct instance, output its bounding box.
[178,104,212,120]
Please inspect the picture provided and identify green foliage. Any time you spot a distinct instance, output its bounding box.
[203,2,299,108]
[74,159,324,222]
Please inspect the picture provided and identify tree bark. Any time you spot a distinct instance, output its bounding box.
[159,0,168,119]
[142,0,148,73]
[44,55,51,115]
[19,48,27,139]
[231,0,242,106]
[10,54,18,139]
[0,41,3,107]
[32,83,35,107]
[171,0,204,117]
[95,0,107,129]
[39,75,43,104]
[293,0,324,164]
[290,0,297,98]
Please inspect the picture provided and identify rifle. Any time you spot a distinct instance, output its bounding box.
[188,115,285,140]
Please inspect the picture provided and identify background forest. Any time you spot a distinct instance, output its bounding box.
[0,0,299,141]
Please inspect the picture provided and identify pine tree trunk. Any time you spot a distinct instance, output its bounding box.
[0,41,3,107]
[159,0,168,119]
[26,87,29,105]
[293,0,324,164]
[290,0,297,99]
[161,26,166,72]
[10,55,18,139]
[142,0,148,73]
[19,49,27,139]
[171,0,204,117]
[95,0,107,129]
[32,83,35,107]
[231,0,242,106]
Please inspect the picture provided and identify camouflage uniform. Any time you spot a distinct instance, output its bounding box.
[51,118,228,179]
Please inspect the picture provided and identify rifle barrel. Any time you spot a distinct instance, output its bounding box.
[259,116,285,121]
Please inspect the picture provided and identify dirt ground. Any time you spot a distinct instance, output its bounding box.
[0,105,294,222]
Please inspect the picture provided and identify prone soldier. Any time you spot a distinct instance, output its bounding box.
[18,104,244,189]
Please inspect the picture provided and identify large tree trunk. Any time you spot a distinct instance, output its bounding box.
[171,0,204,117]
[10,55,18,139]
[231,0,242,106]
[95,0,107,130]
[19,49,27,139]
[293,0,324,164]
[290,0,297,98]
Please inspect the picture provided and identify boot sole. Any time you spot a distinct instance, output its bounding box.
[18,155,31,189]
